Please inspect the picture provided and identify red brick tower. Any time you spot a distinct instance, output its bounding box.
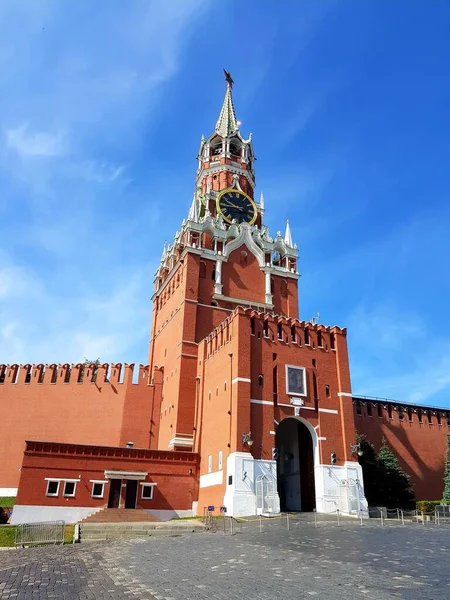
[149,74,367,517]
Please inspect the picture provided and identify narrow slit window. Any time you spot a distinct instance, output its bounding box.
[330,332,335,350]
[398,408,404,421]
[367,402,373,417]
[273,365,278,405]
[317,331,322,347]
[325,384,330,398]
[377,403,383,418]
[304,328,310,345]
[263,320,269,337]
[277,322,283,340]
[291,325,296,342]
[408,408,413,422]
[418,409,423,424]
[251,316,255,335]
[356,401,362,416]
[427,411,432,424]
[388,405,393,420]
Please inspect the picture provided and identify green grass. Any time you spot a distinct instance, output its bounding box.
[0,525,16,547]
[0,524,75,547]
[0,497,15,508]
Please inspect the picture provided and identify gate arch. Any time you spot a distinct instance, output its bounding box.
[275,416,317,512]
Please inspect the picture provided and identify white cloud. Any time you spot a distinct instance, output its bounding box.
[6,123,66,157]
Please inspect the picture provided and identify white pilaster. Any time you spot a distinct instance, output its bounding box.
[214,259,223,294]
[265,271,273,304]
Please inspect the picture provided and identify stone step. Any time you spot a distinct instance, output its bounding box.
[80,520,205,540]
[80,508,159,524]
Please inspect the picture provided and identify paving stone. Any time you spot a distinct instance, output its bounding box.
[0,518,449,598]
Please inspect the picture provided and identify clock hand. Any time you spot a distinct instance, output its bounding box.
[222,201,243,211]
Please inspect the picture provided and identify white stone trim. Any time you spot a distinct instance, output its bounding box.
[223,222,265,267]
[45,480,60,497]
[44,477,80,482]
[63,481,78,498]
[10,506,103,525]
[318,408,338,414]
[337,392,353,397]
[141,483,155,500]
[0,488,17,496]
[200,470,223,488]
[269,430,276,435]
[318,437,327,441]
[104,470,148,480]
[212,293,273,310]
[168,436,194,449]
[250,399,273,405]
[232,377,251,384]
[89,480,109,484]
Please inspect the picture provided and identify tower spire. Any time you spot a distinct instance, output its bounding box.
[215,70,239,137]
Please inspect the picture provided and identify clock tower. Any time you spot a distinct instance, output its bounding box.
[148,74,300,451]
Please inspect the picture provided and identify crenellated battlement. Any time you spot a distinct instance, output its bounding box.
[0,363,153,387]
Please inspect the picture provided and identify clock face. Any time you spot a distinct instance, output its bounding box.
[217,189,257,225]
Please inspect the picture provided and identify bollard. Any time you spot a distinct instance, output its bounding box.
[313,509,318,528]
[359,510,363,526]
[286,512,290,531]
[259,514,263,533]
[397,508,400,521]
[421,511,425,526]
[230,517,234,535]
[401,510,405,526]
[336,509,340,527]
[436,509,440,527]
[380,510,384,526]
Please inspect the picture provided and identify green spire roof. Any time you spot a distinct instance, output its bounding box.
[215,82,239,137]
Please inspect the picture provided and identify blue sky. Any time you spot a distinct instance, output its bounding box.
[1,1,449,407]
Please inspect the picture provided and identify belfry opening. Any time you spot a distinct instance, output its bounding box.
[276,418,316,512]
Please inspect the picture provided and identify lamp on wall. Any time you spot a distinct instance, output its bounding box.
[350,443,363,457]
[242,431,254,447]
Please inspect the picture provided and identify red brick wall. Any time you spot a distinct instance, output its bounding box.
[355,401,449,501]
[0,364,156,490]
[15,441,199,511]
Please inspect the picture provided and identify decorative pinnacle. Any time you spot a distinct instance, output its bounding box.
[223,68,234,88]
[284,219,293,247]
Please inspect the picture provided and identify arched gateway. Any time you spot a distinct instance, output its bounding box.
[276,417,316,512]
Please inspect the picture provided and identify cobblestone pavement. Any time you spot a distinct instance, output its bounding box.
[1,517,450,599]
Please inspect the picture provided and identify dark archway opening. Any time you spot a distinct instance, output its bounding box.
[275,418,316,512]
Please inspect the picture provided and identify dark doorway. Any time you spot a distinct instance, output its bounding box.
[275,418,316,512]
[108,479,122,508]
[124,480,138,509]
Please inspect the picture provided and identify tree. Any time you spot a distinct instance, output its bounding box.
[443,435,450,503]
[377,437,415,509]
[356,433,383,506]
[357,433,415,509]
[80,358,100,383]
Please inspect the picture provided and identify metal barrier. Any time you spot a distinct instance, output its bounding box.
[15,520,65,546]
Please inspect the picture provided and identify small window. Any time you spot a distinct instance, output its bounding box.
[317,331,322,347]
[408,408,413,422]
[291,325,296,342]
[141,484,155,500]
[437,412,442,426]
[91,482,105,498]
[398,408,404,421]
[208,455,212,473]
[377,403,383,418]
[46,480,60,497]
[277,322,283,340]
[388,405,393,420]
[312,358,316,368]
[418,409,423,424]
[304,328,310,345]
[356,401,362,416]
[218,451,223,470]
[325,385,330,398]
[263,320,269,337]
[367,403,373,417]
[251,316,255,335]
[211,268,216,281]
[330,332,335,350]
[427,411,432,424]
[63,481,77,497]
[258,374,264,386]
